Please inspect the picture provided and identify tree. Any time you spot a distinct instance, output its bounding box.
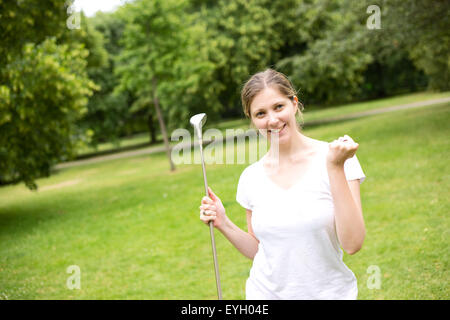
[277,0,375,105]
[0,0,67,66]
[78,12,133,146]
[0,0,97,189]
[194,0,293,117]
[177,0,322,118]
[276,0,437,105]
[0,39,96,189]
[116,0,200,171]
[381,0,450,91]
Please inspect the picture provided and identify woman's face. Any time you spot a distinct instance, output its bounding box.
[249,87,299,143]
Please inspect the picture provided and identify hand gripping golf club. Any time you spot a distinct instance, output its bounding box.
[190,113,223,300]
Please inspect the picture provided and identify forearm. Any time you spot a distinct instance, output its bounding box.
[218,216,259,260]
[327,164,365,254]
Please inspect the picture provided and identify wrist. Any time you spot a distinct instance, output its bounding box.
[326,161,345,171]
[217,213,232,233]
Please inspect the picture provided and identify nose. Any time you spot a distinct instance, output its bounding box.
[267,111,280,127]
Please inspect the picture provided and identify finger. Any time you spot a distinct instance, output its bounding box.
[200,215,216,224]
[200,204,215,211]
[200,210,211,218]
[204,210,216,216]
[343,135,355,143]
[331,140,343,148]
[201,196,213,204]
[207,187,217,201]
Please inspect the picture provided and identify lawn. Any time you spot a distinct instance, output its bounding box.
[0,100,448,299]
[302,91,450,122]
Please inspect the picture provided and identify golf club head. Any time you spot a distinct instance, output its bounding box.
[190,113,207,140]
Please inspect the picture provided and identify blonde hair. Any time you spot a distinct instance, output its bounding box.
[241,68,304,126]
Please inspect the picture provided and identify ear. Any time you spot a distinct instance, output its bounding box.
[292,96,299,113]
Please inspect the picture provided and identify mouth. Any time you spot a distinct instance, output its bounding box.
[268,124,286,135]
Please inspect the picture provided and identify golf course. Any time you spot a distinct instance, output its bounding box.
[0,92,448,300]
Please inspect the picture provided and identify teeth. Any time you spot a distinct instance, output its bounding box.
[270,125,284,133]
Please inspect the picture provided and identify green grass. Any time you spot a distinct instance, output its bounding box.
[0,101,449,299]
[76,132,151,155]
[302,91,450,122]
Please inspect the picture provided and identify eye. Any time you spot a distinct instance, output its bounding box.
[255,111,265,117]
[275,104,283,110]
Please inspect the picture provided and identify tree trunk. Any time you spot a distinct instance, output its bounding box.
[147,113,157,144]
[152,76,175,171]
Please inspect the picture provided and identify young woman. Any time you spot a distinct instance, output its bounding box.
[199,68,366,300]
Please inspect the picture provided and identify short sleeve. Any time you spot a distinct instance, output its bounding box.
[343,154,366,184]
[236,168,253,210]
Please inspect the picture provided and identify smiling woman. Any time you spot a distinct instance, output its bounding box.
[198,68,367,300]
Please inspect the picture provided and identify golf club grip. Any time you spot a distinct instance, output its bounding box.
[209,221,223,300]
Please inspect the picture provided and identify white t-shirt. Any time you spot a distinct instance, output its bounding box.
[236,142,366,300]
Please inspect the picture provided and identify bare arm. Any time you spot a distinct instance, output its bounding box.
[218,209,259,260]
[327,165,366,255]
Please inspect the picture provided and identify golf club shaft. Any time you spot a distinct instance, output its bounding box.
[199,140,223,300]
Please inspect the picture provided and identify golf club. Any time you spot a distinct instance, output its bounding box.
[190,113,223,300]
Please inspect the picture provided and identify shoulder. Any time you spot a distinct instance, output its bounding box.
[236,160,263,203]
[308,138,329,156]
[239,159,262,179]
[237,157,266,189]
[316,140,329,150]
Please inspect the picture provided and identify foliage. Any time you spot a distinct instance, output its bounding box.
[277,0,448,105]
[0,0,67,66]
[193,0,301,118]
[77,12,132,145]
[115,0,216,132]
[0,39,96,189]
[0,1,96,189]
[380,0,450,91]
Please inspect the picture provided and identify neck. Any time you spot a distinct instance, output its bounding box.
[267,130,312,164]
